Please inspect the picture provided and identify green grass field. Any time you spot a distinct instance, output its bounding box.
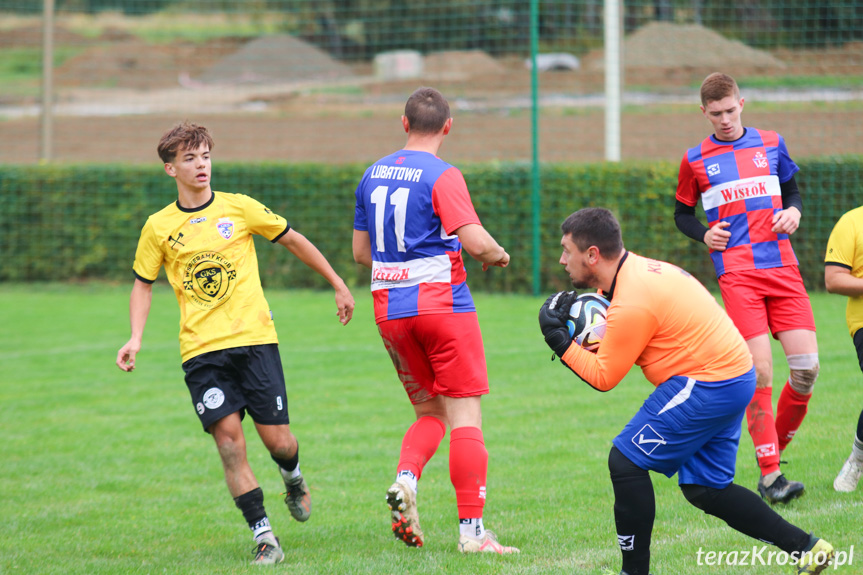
[1,284,860,574]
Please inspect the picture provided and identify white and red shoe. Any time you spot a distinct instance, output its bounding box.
[458,531,519,554]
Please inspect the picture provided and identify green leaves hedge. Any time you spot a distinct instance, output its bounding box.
[2,158,860,293]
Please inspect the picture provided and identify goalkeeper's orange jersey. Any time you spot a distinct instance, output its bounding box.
[562,252,752,392]
[132,191,290,362]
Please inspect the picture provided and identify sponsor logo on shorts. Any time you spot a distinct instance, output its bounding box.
[632,424,667,455]
[618,534,635,551]
[196,402,205,414]
[202,387,225,410]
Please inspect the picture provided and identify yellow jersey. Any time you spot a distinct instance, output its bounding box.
[132,191,289,361]
[825,206,863,337]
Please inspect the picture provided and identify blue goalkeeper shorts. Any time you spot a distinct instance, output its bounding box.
[612,367,756,489]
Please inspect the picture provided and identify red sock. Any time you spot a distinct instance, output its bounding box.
[397,416,446,479]
[746,387,780,476]
[775,380,811,452]
[449,426,487,518]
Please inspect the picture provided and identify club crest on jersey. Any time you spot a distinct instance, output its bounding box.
[217,218,234,240]
[752,151,769,169]
[707,163,721,176]
[183,250,237,310]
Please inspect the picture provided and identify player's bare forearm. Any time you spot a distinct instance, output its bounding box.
[352,229,373,269]
[825,265,863,297]
[117,279,152,372]
[279,229,356,325]
[456,223,509,270]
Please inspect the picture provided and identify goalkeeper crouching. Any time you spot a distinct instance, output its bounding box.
[538,207,834,575]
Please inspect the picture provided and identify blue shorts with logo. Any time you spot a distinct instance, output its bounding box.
[612,367,756,489]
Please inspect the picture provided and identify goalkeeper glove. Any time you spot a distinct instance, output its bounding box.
[538,290,576,358]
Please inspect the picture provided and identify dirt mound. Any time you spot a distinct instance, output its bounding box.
[423,50,506,80]
[194,34,354,85]
[55,37,247,90]
[584,22,785,72]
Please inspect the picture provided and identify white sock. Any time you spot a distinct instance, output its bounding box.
[279,464,302,481]
[459,518,485,539]
[396,470,418,493]
[761,470,782,486]
[252,518,275,543]
[851,436,863,462]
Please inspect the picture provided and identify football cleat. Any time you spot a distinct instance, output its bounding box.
[757,474,805,504]
[457,530,519,554]
[387,479,423,547]
[796,535,835,574]
[833,455,863,492]
[283,473,311,522]
[251,536,284,565]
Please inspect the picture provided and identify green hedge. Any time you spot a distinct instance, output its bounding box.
[1,158,860,294]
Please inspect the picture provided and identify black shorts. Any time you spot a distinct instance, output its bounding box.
[182,344,291,433]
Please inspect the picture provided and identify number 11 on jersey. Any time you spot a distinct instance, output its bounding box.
[370,185,409,253]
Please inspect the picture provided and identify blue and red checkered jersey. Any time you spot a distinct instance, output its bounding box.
[354,149,481,323]
[676,127,800,277]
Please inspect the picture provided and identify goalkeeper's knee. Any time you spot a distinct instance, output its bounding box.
[680,483,719,512]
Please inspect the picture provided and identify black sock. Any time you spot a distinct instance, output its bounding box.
[855,412,863,449]
[234,487,271,539]
[680,482,810,553]
[271,445,299,473]
[609,446,654,575]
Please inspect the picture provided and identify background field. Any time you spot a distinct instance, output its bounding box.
[2,7,863,164]
[1,284,861,574]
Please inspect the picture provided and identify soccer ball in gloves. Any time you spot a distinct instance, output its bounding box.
[566,293,610,352]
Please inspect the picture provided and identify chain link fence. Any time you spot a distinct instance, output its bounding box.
[1,1,861,291]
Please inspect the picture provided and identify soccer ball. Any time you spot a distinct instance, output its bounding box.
[566,293,610,352]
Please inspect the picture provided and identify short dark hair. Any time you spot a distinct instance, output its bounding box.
[404,87,450,135]
[700,72,739,106]
[157,121,214,163]
[560,207,624,258]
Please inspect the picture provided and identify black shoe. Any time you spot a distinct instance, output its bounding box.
[758,474,805,504]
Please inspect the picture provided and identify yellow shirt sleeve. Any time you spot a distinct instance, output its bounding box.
[825,211,857,269]
[240,194,291,242]
[132,217,164,282]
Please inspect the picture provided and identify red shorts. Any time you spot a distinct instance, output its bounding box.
[718,267,816,341]
[377,312,490,404]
